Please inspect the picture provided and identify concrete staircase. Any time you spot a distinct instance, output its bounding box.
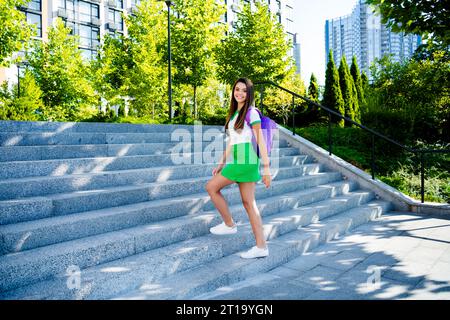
[0,120,393,299]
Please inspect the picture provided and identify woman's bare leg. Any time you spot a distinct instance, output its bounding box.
[205,173,236,227]
[238,182,267,248]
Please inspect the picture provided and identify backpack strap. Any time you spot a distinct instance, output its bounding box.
[245,106,262,126]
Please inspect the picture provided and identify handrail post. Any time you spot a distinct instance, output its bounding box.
[371,134,375,180]
[328,113,332,155]
[292,95,295,136]
[420,151,425,203]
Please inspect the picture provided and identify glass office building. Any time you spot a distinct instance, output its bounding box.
[325,0,421,79]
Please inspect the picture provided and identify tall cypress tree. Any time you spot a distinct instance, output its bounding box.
[306,73,320,123]
[352,78,361,124]
[361,71,369,94]
[308,73,319,101]
[350,55,366,114]
[338,56,359,126]
[322,50,344,127]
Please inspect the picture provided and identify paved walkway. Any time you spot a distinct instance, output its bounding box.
[194,212,450,300]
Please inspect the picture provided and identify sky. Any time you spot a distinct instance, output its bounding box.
[292,0,359,86]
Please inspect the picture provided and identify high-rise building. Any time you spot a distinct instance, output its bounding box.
[325,0,421,78]
[0,0,135,84]
[0,0,300,85]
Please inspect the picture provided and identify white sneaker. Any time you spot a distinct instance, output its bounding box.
[210,222,237,235]
[240,245,269,259]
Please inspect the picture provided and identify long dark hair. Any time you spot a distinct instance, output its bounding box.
[224,77,255,133]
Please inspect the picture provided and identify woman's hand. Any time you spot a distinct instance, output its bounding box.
[212,163,225,176]
[262,166,271,188]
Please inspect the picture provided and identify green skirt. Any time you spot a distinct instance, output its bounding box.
[220,142,261,182]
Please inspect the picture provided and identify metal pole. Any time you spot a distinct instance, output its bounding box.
[420,151,425,203]
[292,95,295,136]
[17,64,20,98]
[328,113,332,155]
[166,1,173,121]
[371,134,375,180]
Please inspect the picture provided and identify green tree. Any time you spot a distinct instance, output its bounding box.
[338,56,360,125]
[0,0,35,66]
[125,0,168,120]
[91,34,134,114]
[308,73,319,102]
[214,0,295,86]
[263,72,306,126]
[0,70,44,120]
[322,50,344,127]
[366,51,450,142]
[366,0,450,47]
[194,78,228,123]
[171,0,226,119]
[27,18,96,121]
[300,72,321,125]
[361,71,369,94]
[350,55,366,113]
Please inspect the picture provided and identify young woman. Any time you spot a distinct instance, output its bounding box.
[205,77,272,259]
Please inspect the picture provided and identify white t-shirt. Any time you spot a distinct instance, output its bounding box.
[226,107,261,145]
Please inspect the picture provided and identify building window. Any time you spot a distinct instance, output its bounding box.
[79,25,100,48]
[26,12,42,37]
[110,0,124,9]
[80,48,97,61]
[58,0,76,20]
[19,0,42,38]
[27,0,41,11]
[64,21,99,50]
[108,9,124,32]
[221,10,227,23]
[286,5,293,21]
[79,1,99,23]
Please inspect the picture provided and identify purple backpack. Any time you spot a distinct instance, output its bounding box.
[245,106,278,158]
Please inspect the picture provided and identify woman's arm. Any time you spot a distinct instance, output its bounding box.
[251,122,271,188]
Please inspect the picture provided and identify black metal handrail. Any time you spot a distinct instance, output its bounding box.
[254,80,450,204]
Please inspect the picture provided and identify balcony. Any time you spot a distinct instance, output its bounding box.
[91,17,101,26]
[107,22,119,31]
[107,0,117,8]
[127,7,138,15]
[56,8,67,19]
